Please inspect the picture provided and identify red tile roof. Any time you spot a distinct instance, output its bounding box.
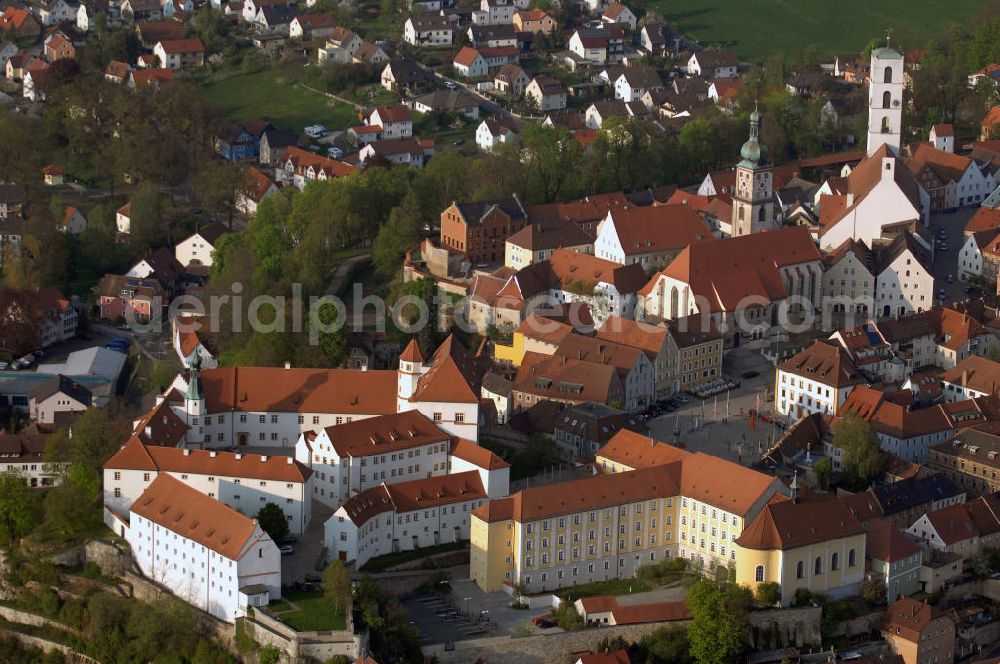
[865,517,920,562]
[596,429,690,469]
[605,204,713,256]
[130,474,264,559]
[198,366,397,415]
[156,37,205,54]
[736,493,863,550]
[340,470,485,526]
[449,438,510,470]
[778,340,864,389]
[322,410,449,458]
[107,437,311,481]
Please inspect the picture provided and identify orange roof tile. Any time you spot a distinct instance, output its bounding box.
[449,438,510,470]
[130,474,264,559]
[199,366,397,415]
[596,429,690,469]
[107,437,311,482]
[736,493,862,550]
[322,410,448,457]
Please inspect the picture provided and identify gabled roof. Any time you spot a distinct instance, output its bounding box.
[922,502,980,545]
[506,219,590,251]
[282,146,359,179]
[865,517,920,562]
[450,438,509,470]
[29,374,91,405]
[474,463,680,523]
[641,226,822,312]
[513,351,622,405]
[596,429,689,469]
[692,50,738,69]
[156,37,205,54]
[617,66,662,89]
[736,493,863,551]
[604,204,712,256]
[882,598,947,642]
[939,355,1000,394]
[778,340,864,389]
[370,104,411,123]
[198,365,397,415]
[595,317,667,357]
[454,196,525,226]
[322,410,449,458]
[453,46,484,67]
[130,474,263,560]
[908,142,972,184]
[106,436,312,482]
[340,471,486,527]
[966,207,1000,234]
[873,232,933,275]
[411,334,482,403]
[241,168,275,204]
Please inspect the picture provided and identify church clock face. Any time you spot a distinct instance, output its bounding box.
[756,176,769,199]
[737,171,751,198]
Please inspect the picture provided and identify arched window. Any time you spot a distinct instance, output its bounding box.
[884,66,892,84]
[831,552,839,571]
[881,117,890,133]
[882,91,891,108]
[738,206,745,220]
[848,549,857,567]
[759,207,766,223]
[796,561,804,579]
[755,565,765,582]
[814,556,823,575]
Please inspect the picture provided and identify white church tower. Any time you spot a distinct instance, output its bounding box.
[867,40,904,156]
[396,338,425,413]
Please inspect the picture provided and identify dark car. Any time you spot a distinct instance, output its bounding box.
[742,370,760,380]
[532,617,556,628]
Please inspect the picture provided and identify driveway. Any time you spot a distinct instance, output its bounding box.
[282,500,335,584]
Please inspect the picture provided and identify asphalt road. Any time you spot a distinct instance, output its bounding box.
[928,207,979,305]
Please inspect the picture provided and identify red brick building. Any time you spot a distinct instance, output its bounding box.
[440,196,526,263]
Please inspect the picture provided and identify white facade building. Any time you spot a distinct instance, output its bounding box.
[122,474,281,623]
[325,470,488,567]
[775,341,863,420]
[104,437,314,534]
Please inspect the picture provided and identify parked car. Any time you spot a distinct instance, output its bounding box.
[304,124,327,139]
[279,544,294,556]
[531,617,556,628]
[742,370,760,380]
[0,362,8,370]
[947,273,955,283]
[326,146,344,159]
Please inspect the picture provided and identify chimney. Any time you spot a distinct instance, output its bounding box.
[209,451,217,458]
[260,455,268,462]
[963,369,970,386]
[144,425,152,438]
[286,456,294,464]
[183,449,190,456]
[235,453,242,460]
[284,361,291,370]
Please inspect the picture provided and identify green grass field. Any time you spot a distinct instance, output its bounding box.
[200,68,358,134]
[270,589,347,632]
[652,0,987,61]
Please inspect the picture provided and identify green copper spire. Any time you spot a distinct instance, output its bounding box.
[738,107,768,168]
[186,351,202,401]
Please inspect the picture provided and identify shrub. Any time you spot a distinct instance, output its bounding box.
[792,588,813,607]
[552,602,584,631]
[259,645,282,664]
[754,582,781,608]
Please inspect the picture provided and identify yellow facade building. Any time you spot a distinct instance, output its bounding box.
[734,490,866,606]
[471,430,789,593]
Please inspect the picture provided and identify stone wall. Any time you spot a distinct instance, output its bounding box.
[50,539,130,578]
[746,606,822,650]
[242,609,359,661]
[0,605,78,634]
[426,622,685,664]
[0,626,98,664]
[384,549,470,572]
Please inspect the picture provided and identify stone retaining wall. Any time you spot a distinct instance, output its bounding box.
[426,622,682,664]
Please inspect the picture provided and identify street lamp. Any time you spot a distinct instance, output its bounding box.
[463,596,471,616]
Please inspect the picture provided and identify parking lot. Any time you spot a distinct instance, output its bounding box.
[403,576,560,645]
[649,352,785,467]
